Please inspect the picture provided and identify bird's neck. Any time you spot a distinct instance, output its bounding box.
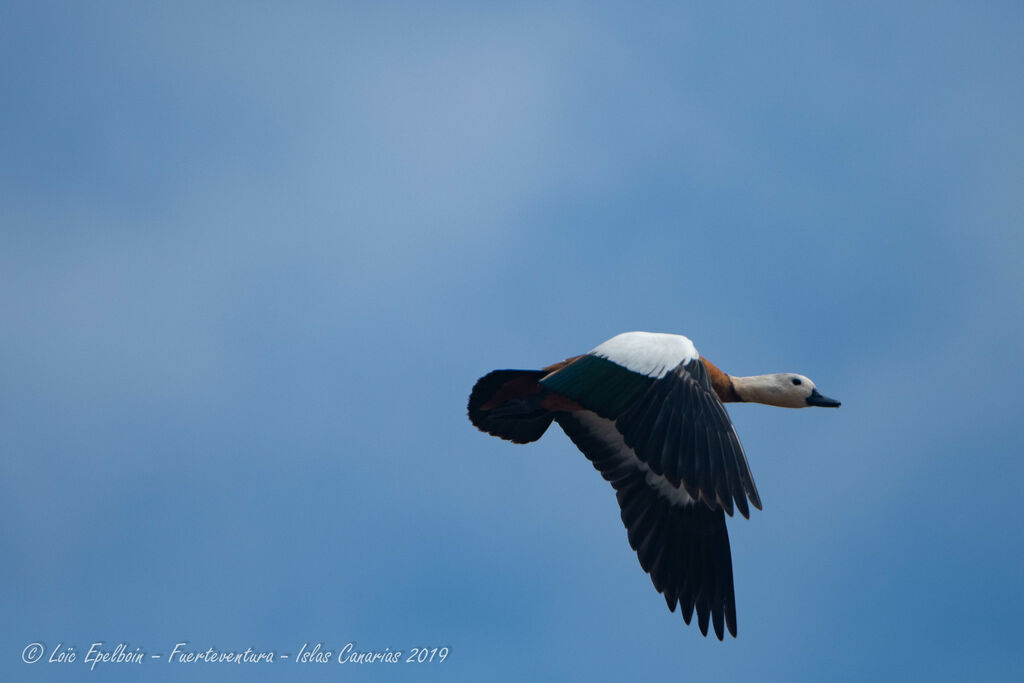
[700,357,743,403]
[730,374,788,407]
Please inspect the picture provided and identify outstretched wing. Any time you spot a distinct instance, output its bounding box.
[541,338,761,517]
[556,409,738,639]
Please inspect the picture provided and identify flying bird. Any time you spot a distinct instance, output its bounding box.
[467,331,840,639]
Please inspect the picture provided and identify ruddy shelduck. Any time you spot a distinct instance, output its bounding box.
[468,331,840,639]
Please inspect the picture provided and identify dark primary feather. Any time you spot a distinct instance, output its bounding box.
[557,410,737,639]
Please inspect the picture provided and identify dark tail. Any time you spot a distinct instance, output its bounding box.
[467,370,556,444]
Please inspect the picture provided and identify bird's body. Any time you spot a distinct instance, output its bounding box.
[467,331,839,640]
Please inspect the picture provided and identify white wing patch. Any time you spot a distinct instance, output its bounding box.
[591,331,699,379]
[575,410,694,508]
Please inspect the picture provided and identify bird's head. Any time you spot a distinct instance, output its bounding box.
[734,373,841,409]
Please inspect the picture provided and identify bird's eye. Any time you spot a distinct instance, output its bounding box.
[791,378,802,386]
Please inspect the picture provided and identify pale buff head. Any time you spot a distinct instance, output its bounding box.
[732,373,841,409]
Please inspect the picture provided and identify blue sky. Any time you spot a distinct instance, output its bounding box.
[2,2,1022,681]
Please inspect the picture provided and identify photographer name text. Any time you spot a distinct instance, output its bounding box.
[21,641,449,670]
